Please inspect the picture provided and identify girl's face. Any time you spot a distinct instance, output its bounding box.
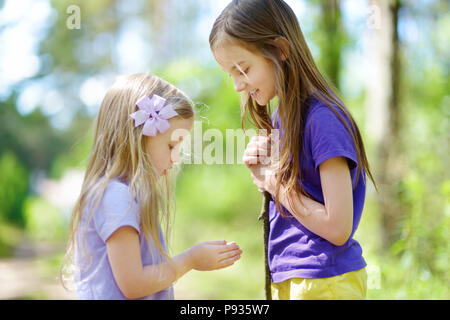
[213,41,277,106]
[146,117,193,176]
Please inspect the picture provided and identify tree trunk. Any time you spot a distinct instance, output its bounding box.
[319,0,343,90]
[366,0,403,249]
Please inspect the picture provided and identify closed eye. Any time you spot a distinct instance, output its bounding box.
[240,67,250,79]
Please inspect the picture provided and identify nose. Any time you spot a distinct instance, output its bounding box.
[234,78,246,92]
[171,149,180,165]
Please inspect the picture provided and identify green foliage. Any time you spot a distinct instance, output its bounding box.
[311,0,350,90]
[382,174,449,298]
[0,98,67,173]
[50,126,93,179]
[0,222,23,258]
[0,0,448,300]
[42,0,119,73]
[176,165,261,224]
[0,151,29,226]
[23,196,67,242]
[173,219,265,299]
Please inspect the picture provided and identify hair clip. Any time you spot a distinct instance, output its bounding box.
[130,94,178,137]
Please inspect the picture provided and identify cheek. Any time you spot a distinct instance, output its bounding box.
[158,150,171,165]
[255,68,270,87]
[147,146,165,169]
[264,68,277,95]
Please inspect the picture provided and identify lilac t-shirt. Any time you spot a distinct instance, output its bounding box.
[74,178,174,299]
[268,97,367,282]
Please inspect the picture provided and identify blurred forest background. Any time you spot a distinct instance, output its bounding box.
[0,0,448,299]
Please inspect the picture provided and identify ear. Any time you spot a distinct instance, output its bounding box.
[274,37,290,61]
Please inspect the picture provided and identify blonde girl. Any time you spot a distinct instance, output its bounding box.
[63,73,241,299]
[209,0,376,300]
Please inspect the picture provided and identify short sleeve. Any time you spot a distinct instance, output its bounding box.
[93,181,140,242]
[307,106,358,171]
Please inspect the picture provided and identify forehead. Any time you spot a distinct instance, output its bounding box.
[213,42,257,72]
[166,117,193,142]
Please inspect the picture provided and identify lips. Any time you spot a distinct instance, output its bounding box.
[250,89,259,99]
[163,166,172,175]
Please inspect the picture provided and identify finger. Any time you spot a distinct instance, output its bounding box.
[218,254,241,268]
[218,242,240,253]
[251,135,270,143]
[244,146,270,158]
[247,137,270,151]
[219,249,242,260]
[247,137,270,148]
[225,241,238,248]
[204,240,227,245]
[244,148,270,162]
[260,156,271,165]
[243,154,262,166]
[257,137,271,151]
[225,242,240,251]
[249,135,264,143]
[246,145,271,160]
[245,154,270,165]
[243,155,260,166]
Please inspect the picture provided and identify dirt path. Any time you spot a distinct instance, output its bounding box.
[0,241,76,300]
[0,240,196,300]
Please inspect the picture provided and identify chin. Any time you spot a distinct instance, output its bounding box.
[154,169,165,179]
[256,98,269,106]
[256,93,272,106]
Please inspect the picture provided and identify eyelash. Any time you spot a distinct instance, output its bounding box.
[169,145,174,150]
[228,67,249,78]
[241,68,249,76]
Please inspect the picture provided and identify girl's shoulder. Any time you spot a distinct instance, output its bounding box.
[305,95,336,118]
[96,176,129,196]
[88,177,141,243]
[305,95,350,129]
[93,177,136,212]
[105,177,130,194]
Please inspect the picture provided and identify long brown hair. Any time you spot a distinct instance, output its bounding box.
[210,0,376,215]
[61,73,194,287]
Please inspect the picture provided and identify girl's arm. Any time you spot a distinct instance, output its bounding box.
[106,227,241,299]
[268,157,353,246]
[245,143,353,246]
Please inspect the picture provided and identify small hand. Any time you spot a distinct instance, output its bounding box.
[189,240,242,271]
[242,135,272,166]
[249,165,277,195]
[243,136,277,194]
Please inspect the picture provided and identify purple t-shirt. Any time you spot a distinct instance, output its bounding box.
[74,178,174,299]
[268,97,367,282]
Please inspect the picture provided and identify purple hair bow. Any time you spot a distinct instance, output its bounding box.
[130,94,178,137]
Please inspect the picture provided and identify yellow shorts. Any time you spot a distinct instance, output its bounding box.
[271,268,367,300]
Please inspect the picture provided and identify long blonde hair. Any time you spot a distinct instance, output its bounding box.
[210,0,376,215]
[61,73,193,286]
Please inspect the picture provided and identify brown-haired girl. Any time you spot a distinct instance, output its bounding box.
[210,0,376,300]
